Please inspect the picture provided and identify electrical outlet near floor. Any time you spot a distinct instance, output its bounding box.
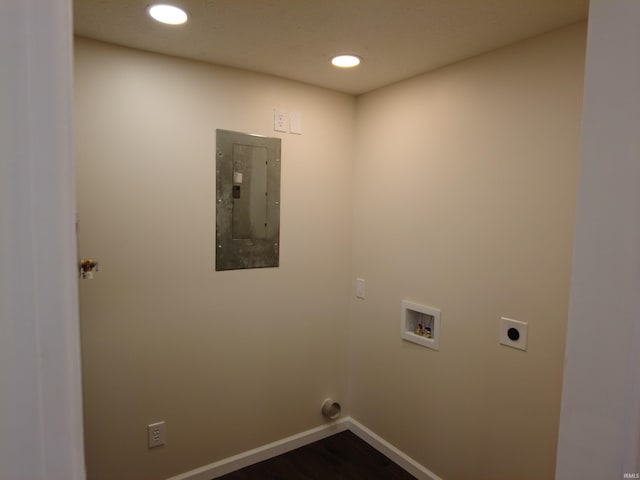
[148,421,165,448]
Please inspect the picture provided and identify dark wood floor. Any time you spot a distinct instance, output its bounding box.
[215,430,416,480]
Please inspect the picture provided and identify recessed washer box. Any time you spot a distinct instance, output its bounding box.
[401,300,440,351]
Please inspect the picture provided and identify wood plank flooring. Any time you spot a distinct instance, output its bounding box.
[215,430,417,480]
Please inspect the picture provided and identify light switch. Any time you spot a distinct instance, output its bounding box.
[290,112,302,135]
[356,278,366,299]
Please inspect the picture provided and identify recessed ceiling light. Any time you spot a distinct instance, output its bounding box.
[331,55,361,68]
[147,4,189,25]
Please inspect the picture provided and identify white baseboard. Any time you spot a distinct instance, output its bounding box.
[165,416,441,480]
[347,418,443,480]
[165,418,350,480]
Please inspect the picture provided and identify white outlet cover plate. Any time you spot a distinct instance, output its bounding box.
[274,109,288,133]
[148,421,166,448]
[500,317,528,351]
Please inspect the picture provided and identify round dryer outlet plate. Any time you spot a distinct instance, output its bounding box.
[499,317,528,351]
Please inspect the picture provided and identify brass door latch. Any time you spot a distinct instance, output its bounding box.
[80,258,99,280]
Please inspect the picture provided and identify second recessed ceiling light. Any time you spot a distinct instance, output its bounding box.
[147,4,189,25]
[331,55,361,68]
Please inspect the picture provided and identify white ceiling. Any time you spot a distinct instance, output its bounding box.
[73,0,589,95]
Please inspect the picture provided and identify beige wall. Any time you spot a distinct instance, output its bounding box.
[349,23,586,480]
[75,38,355,480]
[76,21,586,480]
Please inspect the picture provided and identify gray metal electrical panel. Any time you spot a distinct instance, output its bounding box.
[215,129,281,270]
